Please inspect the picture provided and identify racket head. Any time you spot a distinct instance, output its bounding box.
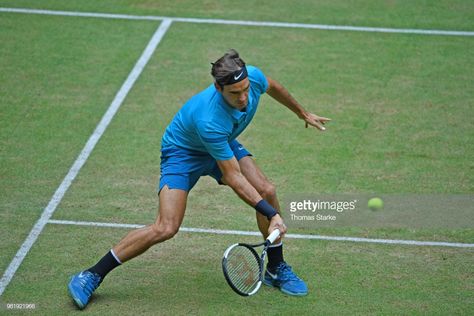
[222,243,263,296]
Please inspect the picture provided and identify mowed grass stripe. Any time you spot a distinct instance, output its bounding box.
[1,7,474,36]
[0,0,473,31]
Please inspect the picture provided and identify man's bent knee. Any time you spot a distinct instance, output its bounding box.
[259,182,277,201]
[149,223,179,243]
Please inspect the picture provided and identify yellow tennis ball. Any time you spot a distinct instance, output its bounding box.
[368,197,383,211]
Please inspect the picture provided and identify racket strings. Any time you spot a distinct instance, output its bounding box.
[228,258,260,292]
[225,246,261,293]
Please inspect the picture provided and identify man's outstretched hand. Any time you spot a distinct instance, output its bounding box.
[303,112,331,131]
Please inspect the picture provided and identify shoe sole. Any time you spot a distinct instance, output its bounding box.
[263,279,273,287]
[281,288,308,296]
[68,281,86,310]
[263,279,308,296]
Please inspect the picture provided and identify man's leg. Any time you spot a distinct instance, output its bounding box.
[238,156,308,296]
[68,186,188,309]
[112,186,188,262]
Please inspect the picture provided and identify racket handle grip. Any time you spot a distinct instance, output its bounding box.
[266,229,281,244]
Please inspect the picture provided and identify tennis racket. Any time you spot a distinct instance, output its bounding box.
[222,229,280,296]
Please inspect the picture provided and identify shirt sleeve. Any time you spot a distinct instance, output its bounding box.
[247,65,269,95]
[196,120,234,161]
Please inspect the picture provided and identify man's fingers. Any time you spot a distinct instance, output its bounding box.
[318,116,331,122]
[278,222,287,232]
[305,120,325,131]
[281,223,287,235]
[304,114,330,131]
[271,223,287,236]
[311,120,326,131]
[269,219,287,237]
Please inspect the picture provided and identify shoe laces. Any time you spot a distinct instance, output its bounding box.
[276,262,301,282]
[79,272,101,296]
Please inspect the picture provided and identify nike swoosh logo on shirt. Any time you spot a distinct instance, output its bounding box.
[234,71,244,80]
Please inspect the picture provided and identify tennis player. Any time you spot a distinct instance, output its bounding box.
[68,49,330,309]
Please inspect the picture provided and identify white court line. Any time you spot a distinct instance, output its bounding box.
[0,19,173,297]
[47,219,474,249]
[1,7,474,37]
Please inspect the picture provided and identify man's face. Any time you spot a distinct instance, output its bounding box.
[216,78,250,110]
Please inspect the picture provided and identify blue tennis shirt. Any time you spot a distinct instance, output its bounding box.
[161,65,269,161]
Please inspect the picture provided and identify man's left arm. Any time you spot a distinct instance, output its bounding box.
[266,76,331,131]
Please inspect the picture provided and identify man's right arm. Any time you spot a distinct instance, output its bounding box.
[217,157,286,235]
[217,157,262,206]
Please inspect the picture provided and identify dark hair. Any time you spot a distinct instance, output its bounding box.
[211,49,246,87]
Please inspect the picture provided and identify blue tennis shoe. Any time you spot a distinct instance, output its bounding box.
[68,271,101,309]
[263,262,308,296]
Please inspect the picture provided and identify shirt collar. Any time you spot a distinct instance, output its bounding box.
[217,92,246,122]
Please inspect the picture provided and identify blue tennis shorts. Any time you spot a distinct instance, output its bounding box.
[158,139,252,192]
